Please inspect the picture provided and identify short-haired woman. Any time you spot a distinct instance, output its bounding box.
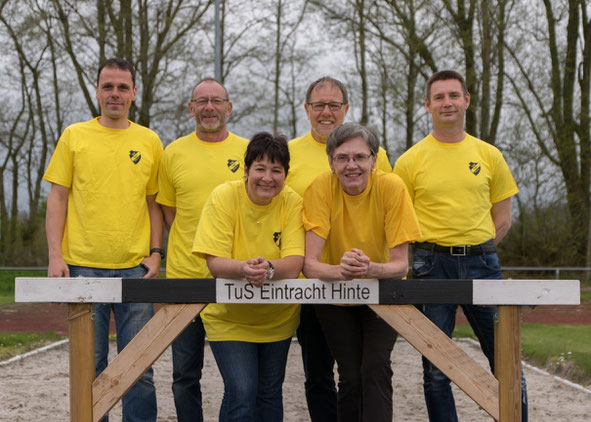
[192,132,304,422]
[303,123,421,421]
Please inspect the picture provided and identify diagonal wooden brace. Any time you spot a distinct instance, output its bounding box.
[371,304,500,421]
[91,303,206,422]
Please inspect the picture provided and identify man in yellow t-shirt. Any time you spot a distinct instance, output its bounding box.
[285,76,392,422]
[393,70,527,422]
[44,58,162,422]
[156,78,248,422]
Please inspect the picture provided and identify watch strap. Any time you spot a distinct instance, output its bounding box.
[150,248,165,260]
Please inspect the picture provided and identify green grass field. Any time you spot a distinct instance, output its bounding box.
[453,323,591,384]
[0,331,63,361]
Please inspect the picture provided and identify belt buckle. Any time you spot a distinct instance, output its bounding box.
[450,245,467,256]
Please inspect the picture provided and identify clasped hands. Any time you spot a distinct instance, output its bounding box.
[340,248,371,280]
[241,257,272,287]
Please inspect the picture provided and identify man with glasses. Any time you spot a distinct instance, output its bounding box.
[393,70,527,422]
[157,78,248,421]
[44,58,162,422]
[285,76,391,422]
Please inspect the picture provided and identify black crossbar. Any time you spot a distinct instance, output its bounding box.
[121,278,474,304]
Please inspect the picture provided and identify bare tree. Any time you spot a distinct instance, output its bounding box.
[51,0,212,127]
[366,0,438,151]
[439,0,511,143]
[311,0,372,125]
[506,0,590,261]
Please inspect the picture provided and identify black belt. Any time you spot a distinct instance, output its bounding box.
[413,240,496,256]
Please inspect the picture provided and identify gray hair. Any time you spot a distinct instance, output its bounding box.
[325,123,380,162]
[305,76,349,104]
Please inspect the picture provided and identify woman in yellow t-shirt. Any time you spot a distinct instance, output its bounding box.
[192,132,304,422]
[302,123,421,422]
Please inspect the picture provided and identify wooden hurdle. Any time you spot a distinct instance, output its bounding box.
[15,277,580,422]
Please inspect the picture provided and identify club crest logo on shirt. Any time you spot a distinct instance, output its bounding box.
[227,159,240,173]
[273,232,282,248]
[469,162,481,176]
[129,150,141,165]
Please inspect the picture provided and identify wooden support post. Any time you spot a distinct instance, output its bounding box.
[68,303,95,422]
[92,303,205,421]
[495,305,522,422]
[371,304,499,420]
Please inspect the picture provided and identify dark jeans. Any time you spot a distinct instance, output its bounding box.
[315,304,397,422]
[412,248,528,422]
[172,316,206,422]
[69,264,157,422]
[296,304,337,422]
[209,338,292,422]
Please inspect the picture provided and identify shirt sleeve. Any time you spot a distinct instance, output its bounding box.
[279,191,305,258]
[382,174,422,248]
[192,184,236,259]
[489,149,519,203]
[146,134,163,196]
[156,147,176,207]
[376,147,392,172]
[392,155,415,203]
[43,128,74,188]
[302,173,333,239]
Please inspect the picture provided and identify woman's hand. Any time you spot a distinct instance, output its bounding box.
[340,248,370,280]
[242,257,270,287]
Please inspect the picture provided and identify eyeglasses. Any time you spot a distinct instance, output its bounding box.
[190,97,229,107]
[307,101,345,112]
[332,153,373,165]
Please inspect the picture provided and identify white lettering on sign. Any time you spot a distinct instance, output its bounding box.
[216,278,379,304]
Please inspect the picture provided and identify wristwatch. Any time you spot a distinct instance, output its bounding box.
[150,248,165,260]
[267,261,275,280]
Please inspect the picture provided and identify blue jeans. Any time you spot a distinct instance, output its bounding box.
[412,248,528,422]
[172,316,205,421]
[69,264,157,422]
[296,304,337,422]
[209,338,292,422]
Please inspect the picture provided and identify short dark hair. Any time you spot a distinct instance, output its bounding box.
[97,58,136,87]
[192,77,229,100]
[425,70,468,100]
[245,132,290,176]
[305,76,349,104]
[326,123,379,162]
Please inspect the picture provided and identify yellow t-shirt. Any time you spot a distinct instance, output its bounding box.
[393,133,519,245]
[286,132,392,197]
[303,169,421,265]
[192,180,304,342]
[156,132,248,277]
[43,118,163,268]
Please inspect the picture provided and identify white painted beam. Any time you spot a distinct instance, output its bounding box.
[473,279,580,305]
[15,277,122,303]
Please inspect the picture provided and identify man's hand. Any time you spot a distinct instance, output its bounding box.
[48,256,69,277]
[340,248,370,280]
[141,253,161,278]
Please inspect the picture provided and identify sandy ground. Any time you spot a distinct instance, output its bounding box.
[0,338,589,421]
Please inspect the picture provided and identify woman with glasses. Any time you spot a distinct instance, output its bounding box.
[302,123,421,421]
[192,132,304,422]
